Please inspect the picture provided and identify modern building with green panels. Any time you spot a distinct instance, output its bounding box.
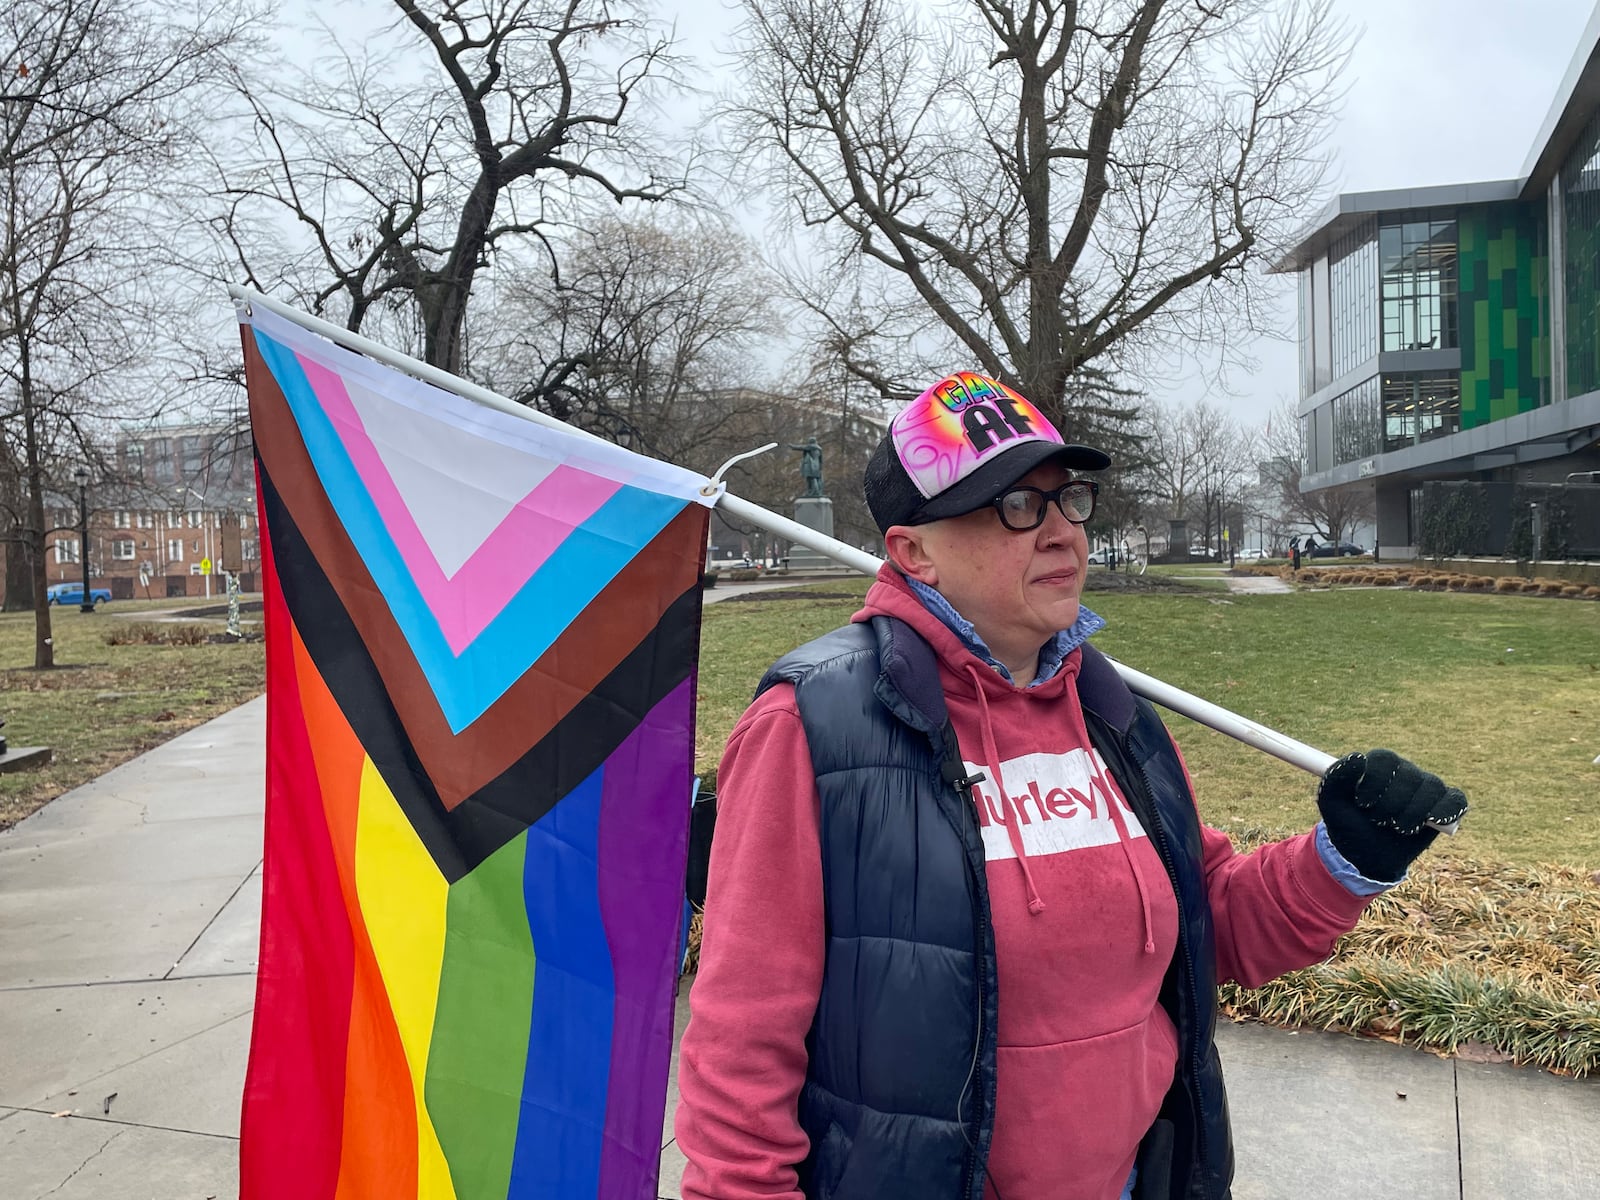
[1273,12,1600,556]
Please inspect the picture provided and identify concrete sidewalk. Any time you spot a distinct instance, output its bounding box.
[2,701,1597,1198]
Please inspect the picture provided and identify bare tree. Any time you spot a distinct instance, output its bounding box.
[0,0,251,665]
[724,0,1350,427]
[1261,399,1372,543]
[465,213,788,478]
[1139,397,1257,554]
[209,0,689,376]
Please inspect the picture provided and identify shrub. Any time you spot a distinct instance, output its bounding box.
[1417,481,1492,560]
[103,623,210,646]
[1209,841,1600,1077]
[1539,580,1566,596]
[1561,584,1584,597]
[1494,577,1522,592]
[1585,586,1600,599]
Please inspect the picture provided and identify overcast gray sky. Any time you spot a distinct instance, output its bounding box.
[662,0,1598,427]
[1192,0,1597,429]
[285,0,1598,427]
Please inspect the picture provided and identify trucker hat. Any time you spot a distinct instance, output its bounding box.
[863,372,1110,532]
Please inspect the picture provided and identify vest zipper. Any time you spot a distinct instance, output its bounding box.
[1120,734,1210,1191]
[954,767,989,1200]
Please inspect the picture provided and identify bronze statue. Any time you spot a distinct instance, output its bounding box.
[789,436,825,498]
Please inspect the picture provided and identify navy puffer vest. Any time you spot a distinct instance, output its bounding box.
[757,616,1233,1200]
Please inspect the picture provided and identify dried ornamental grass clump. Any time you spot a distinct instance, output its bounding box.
[683,907,704,975]
[1216,844,1600,1076]
[1585,586,1600,599]
[102,623,210,646]
[1495,577,1523,592]
[1540,580,1567,596]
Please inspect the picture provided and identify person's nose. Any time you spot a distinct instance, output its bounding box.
[1036,500,1084,549]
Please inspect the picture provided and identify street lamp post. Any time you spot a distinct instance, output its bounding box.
[74,466,95,614]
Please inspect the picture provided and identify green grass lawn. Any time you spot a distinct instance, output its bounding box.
[7,576,1598,1070]
[700,581,1600,871]
[698,579,1600,1072]
[0,603,265,830]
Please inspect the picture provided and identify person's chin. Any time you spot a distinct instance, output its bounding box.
[1031,581,1081,627]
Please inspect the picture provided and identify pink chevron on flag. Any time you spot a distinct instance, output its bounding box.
[297,353,624,653]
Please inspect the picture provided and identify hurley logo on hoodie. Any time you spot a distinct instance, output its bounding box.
[962,747,1147,861]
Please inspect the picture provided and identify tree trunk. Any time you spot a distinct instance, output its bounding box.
[2,528,31,611]
[422,173,499,374]
[20,366,55,669]
[26,490,52,670]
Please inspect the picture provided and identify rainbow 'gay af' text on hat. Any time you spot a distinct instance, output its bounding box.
[863,372,1110,532]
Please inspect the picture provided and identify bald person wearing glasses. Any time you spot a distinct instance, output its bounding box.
[675,373,1467,1200]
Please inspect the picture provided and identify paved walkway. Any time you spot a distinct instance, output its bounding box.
[3,701,1597,1198]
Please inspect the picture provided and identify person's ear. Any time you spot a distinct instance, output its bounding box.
[885,524,939,585]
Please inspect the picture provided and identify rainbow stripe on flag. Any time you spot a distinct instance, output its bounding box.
[237,305,714,1199]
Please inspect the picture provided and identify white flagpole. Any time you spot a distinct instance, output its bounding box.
[227,287,1418,811]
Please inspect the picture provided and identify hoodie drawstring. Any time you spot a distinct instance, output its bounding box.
[966,665,1046,915]
[1103,781,1157,955]
[963,664,1156,949]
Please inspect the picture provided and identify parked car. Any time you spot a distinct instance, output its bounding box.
[1087,545,1135,566]
[1306,540,1364,558]
[46,582,112,606]
[1235,547,1269,560]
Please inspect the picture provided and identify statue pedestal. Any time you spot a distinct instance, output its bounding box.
[787,497,839,571]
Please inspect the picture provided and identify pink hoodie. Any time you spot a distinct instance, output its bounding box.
[676,568,1373,1200]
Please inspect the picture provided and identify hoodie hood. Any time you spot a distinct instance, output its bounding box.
[853,566,1158,945]
[853,566,1077,701]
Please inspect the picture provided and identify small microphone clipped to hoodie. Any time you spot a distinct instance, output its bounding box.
[941,760,987,792]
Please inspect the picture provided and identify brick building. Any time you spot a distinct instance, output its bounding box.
[39,423,259,602]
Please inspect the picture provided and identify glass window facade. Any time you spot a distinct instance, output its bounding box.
[1562,107,1600,396]
[1381,373,1461,452]
[1331,376,1382,465]
[1380,219,1458,352]
[1329,221,1378,377]
[1298,269,1315,399]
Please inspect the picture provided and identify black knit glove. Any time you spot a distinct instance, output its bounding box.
[1316,750,1468,883]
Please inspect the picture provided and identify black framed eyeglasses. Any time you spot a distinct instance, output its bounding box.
[991,480,1099,531]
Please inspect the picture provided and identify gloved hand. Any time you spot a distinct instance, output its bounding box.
[1316,750,1468,884]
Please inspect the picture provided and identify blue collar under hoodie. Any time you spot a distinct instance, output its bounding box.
[905,575,1106,686]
